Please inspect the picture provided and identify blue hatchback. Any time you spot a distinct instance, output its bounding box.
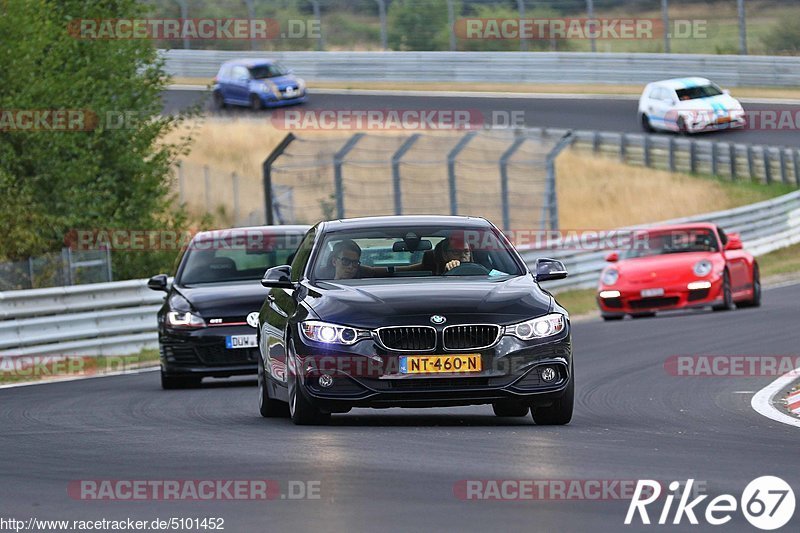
[212,59,307,110]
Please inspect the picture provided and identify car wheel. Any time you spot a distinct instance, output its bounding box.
[712,270,734,311]
[739,264,761,308]
[631,312,656,319]
[250,94,263,111]
[212,91,226,110]
[160,370,200,390]
[677,116,690,136]
[531,372,573,426]
[640,113,653,133]
[289,376,330,425]
[602,315,624,321]
[492,399,529,417]
[258,357,289,418]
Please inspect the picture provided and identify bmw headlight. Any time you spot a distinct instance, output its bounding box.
[693,260,712,277]
[300,320,370,345]
[166,311,206,329]
[505,313,565,340]
[601,268,619,286]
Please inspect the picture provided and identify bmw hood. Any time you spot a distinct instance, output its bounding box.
[175,282,268,317]
[304,276,553,328]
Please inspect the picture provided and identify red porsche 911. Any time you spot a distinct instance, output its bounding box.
[597,223,761,320]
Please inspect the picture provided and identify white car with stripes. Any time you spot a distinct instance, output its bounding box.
[638,77,745,134]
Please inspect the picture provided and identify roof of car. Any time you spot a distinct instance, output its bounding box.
[650,77,713,90]
[641,222,718,233]
[321,215,493,231]
[221,58,277,68]
[192,225,310,242]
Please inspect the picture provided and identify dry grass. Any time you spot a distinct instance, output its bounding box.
[165,117,784,229]
[169,78,800,101]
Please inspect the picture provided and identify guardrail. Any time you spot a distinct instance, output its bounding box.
[2,139,799,357]
[162,50,800,88]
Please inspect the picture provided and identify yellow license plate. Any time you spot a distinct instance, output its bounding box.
[399,354,481,374]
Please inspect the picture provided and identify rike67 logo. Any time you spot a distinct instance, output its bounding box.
[626,477,795,530]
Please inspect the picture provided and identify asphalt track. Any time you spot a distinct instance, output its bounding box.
[162,89,800,148]
[1,283,797,532]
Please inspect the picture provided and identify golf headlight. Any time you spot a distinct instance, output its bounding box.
[166,311,205,329]
[261,81,279,97]
[601,269,619,286]
[300,320,369,345]
[505,314,565,340]
[297,78,306,91]
[693,260,712,277]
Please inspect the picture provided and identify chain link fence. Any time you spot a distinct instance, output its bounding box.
[0,249,112,291]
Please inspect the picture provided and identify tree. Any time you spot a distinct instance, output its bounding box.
[762,18,800,54]
[0,0,193,280]
[388,0,451,51]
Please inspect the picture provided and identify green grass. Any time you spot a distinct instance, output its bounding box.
[0,348,159,385]
[551,288,599,317]
[698,173,797,206]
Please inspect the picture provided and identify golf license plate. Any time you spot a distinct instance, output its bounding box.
[399,354,481,374]
[641,288,665,297]
[226,335,257,349]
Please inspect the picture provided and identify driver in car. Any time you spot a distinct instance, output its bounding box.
[331,239,363,279]
[432,235,473,274]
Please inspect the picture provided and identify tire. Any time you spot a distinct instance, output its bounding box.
[677,116,690,136]
[258,357,289,418]
[631,312,656,319]
[712,270,734,311]
[492,400,530,417]
[738,264,761,308]
[602,315,624,321]
[161,370,200,390]
[212,91,226,109]
[289,375,330,425]
[640,113,653,133]
[531,372,574,426]
[250,94,263,111]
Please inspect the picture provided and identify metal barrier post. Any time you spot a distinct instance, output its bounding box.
[447,131,477,215]
[499,136,527,232]
[391,134,420,215]
[332,133,365,219]
[262,133,296,225]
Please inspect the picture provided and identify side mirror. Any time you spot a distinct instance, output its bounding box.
[725,233,743,251]
[261,265,295,288]
[605,252,619,263]
[535,258,568,282]
[147,274,169,292]
[723,89,731,96]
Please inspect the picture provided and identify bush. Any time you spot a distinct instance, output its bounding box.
[762,18,800,54]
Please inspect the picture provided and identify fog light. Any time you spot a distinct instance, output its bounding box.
[540,366,557,383]
[687,281,712,290]
[599,290,621,298]
[318,374,334,388]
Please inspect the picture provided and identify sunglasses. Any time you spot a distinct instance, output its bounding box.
[337,256,361,267]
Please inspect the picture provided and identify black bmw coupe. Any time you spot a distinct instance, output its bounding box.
[148,225,309,389]
[257,216,573,425]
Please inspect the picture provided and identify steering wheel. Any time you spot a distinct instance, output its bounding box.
[443,262,490,276]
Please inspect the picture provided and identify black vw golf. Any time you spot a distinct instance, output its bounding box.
[257,216,573,425]
[148,225,309,389]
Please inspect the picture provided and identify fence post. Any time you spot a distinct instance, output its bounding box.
[62,247,73,286]
[729,143,737,180]
[544,132,574,231]
[332,133,365,220]
[232,172,240,225]
[794,149,800,187]
[711,142,718,176]
[593,131,601,153]
[105,246,113,282]
[262,133,296,225]
[763,147,772,184]
[644,135,652,167]
[669,137,676,171]
[619,133,626,162]
[203,165,211,214]
[779,149,788,184]
[391,134,420,215]
[747,145,755,181]
[689,140,697,173]
[375,0,388,50]
[27,257,35,288]
[499,136,527,232]
[447,131,477,215]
